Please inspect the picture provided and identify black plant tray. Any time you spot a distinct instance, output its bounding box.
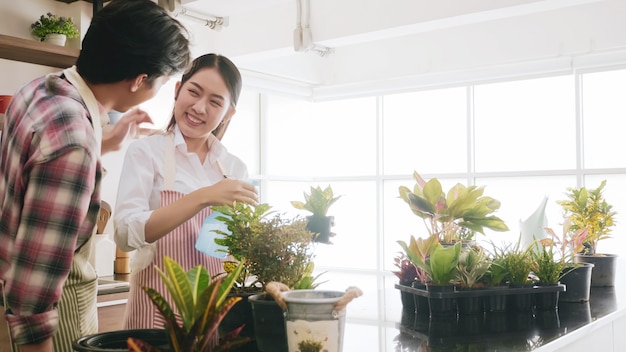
[395,283,565,299]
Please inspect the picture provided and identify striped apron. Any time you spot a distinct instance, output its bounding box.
[123,134,224,329]
[53,234,99,351]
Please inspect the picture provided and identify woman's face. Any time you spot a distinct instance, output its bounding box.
[174,67,233,141]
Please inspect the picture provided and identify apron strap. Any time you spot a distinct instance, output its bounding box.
[164,133,176,190]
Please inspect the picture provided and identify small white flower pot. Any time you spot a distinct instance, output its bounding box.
[44,33,67,46]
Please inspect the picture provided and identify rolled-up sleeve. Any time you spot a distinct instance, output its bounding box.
[113,141,158,252]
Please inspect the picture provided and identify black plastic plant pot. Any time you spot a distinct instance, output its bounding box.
[306,215,334,244]
[483,288,509,313]
[219,293,259,352]
[560,263,594,302]
[426,285,457,318]
[456,287,485,315]
[535,283,561,311]
[249,293,288,352]
[574,253,618,287]
[398,281,416,313]
[73,329,171,352]
[411,282,430,314]
[507,284,534,312]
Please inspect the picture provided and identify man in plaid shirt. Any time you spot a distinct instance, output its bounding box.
[0,1,191,351]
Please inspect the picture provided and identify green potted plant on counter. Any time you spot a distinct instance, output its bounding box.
[557,180,618,286]
[455,245,491,315]
[291,185,341,244]
[31,12,79,46]
[212,201,320,352]
[398,171,509,245]
[73,257,249,352]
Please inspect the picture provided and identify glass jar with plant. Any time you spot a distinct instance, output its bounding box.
[30,12,79,44]
[557,180,619,287]
[398,171,509,244]
[291,184,342,244]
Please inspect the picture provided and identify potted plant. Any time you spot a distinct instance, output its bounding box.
[543,221,594,302]
[212,201,319,352]
[416,242,462,318]
[398,171,509,244]
[291,185,341,244]
[529,239,568,311]
[396,234,437,313]
[73,257,249,352]
[557,180,619,286]
[31,12,79,46]
[454,245,491,315]
[392,252,418,312]
[500,244,535,312]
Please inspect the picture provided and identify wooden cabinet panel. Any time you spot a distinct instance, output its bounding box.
[97,291,128,333]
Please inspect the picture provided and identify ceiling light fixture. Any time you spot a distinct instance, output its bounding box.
[293,0,332,57]
[173,7,228,30]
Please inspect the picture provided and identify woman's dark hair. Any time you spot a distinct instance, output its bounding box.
[166,53,242,137]
[76,0,191,84]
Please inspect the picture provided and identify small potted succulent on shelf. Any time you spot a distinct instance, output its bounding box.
[557,180,619,286]
[455,245,491,315]
[31,12,79,46]
[291,184,342,244]
[398,171,509,245]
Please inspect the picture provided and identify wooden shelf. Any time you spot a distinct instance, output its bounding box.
[0,34,79,68]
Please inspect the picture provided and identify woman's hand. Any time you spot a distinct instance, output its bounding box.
[207,178,258,206]
[101,109,153,154]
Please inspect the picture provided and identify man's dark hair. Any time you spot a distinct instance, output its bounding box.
[76,0,191,84]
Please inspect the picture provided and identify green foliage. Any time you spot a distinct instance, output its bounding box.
[399,171,509,243]
[397,234,439,283]
[557,180,617,254]
[530,244,567,284]
[501,246,534,285]
[30,12,79,40]
[455,246,491,288]
[291,185,341,217]
[483,243,510,287]
[429,243,461,285]
[136,257,250,352]
[213,202,317,293]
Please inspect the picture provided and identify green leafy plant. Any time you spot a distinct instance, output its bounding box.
[213,202,318,293]
[30,12,79,41]
[129,256,250,352]
[455,246,491,288]
[501,246,534,285]
[291,185,341,217]
[483,243,510,287]
[529,238,569,284]
[428,243,462,285]
[397,234,439,284]
[398,171,509,244]
[542,219,589,264]
[557,180,617,254]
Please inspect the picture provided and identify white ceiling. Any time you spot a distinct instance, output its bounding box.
[168,0,626,97]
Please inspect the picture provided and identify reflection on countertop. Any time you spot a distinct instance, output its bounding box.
[97,274,130,295]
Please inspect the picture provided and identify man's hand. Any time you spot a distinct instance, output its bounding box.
[101,108,153,154]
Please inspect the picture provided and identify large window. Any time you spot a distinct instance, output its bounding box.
[226,66,626,322]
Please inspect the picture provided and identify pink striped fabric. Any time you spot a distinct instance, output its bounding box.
[123,189,224,329]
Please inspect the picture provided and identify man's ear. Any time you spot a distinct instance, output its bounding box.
[130,74,148,92]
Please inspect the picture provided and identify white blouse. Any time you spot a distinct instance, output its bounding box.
[113,125,248,263]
